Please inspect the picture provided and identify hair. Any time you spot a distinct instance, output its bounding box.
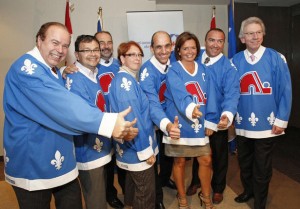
[94,31,113,40]
[174,31,200,61]
[117,41,144,64]
[74,35,99,52]
[150,31,171,47]
[205,28,226,40]
[239,16,266,38]
[35,22,69,44]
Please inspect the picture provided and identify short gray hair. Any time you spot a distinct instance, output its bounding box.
[238,17,266,38]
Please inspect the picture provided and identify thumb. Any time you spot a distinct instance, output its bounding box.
[119,106,132,117]
[174,116,179,126]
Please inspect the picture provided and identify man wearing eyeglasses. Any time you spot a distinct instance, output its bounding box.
[186,28,240,204]
[232,17,292,209]
[139,31,181,209]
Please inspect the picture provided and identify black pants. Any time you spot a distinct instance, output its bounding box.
[190,130,228,193]
[13,178,82,209]
[237,135,278,209]
[105,154,126,201]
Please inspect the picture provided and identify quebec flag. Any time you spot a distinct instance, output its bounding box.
[228,0,237,59]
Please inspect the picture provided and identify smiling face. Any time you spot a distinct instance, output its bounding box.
[205,30,225,57]
[75,40,100,70]
[240,23,264,54]
[151,32,172,65]
[178,39,198,63]
[95,32,113,61]
[120,45,143,71]
[37,25,70,68]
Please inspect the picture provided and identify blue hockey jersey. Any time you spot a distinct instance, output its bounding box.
[3,47,117,191]
[163,61,218,146]
[108,68,158,171]
[232,47,292,138]
[139,56,171,133]
[65,61,112,170]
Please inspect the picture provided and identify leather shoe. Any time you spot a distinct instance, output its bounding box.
[155,202,166,209]
[163,179,177,190]
[186,184,200,196]
[107,197,124,209]
[234,192,253,203]
[212,193,223,204]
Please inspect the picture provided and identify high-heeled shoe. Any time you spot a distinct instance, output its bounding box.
[176,194,191,209]
[198,192,216,209]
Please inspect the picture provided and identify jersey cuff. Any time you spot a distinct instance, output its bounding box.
[274,118,288,128]
[186,103,197,122]
[205,120,218,131]
[160,118,171,135]
[221,111,234,128]
[98,113,118,138]
[137,146,154,161]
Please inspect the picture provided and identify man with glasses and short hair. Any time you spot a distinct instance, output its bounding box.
[232,17,292,209]
[139,31,181,209]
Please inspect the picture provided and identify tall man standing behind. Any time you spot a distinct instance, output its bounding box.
[232,17,292,209]
[187,28,240,205]
[139,31,180,209]
[3,22,136,209]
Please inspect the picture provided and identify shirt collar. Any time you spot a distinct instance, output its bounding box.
[245,45,266,63]
[100,57,113,66]
[201,51,223,66]
[27,47,58,77]
[150,56,170,74]
[75,61,98,82]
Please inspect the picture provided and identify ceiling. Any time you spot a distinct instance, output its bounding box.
[154,0,300,7]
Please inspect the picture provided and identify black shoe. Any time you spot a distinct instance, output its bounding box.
[163,179,177,190]
[107,197,124,209]
[155,202,166,209]
[234,192,253,203]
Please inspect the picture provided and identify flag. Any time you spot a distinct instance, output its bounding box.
[97,7,103,32]
[65,0,76,66]
[228,0,237,59]
[210,6,216,29]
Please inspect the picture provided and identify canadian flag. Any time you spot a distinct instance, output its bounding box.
[65,0,76,66]
[210,6,216,29]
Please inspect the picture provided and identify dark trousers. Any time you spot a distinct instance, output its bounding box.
[237,135,278,209]
[105,154,126,201]
[13,178,82,209]
[190,130,228,193]
[124,166,156,209]
[154,158,163,203]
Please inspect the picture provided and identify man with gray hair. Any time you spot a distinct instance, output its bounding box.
[232,17,292,209]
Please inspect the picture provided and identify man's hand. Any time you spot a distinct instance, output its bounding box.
[146,155,156,165]
[123,124,139,141]
[62,64,78,79]
[272,125,285,135]
[112,106,138,139]
[166,116,180,140]
[205,128,214,136]
[217,115,229,130]
[192,104,203,119]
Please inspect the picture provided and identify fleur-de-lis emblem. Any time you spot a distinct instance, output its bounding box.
[4,149,9,167]
[21,59,37,75]
[140,68,149,81]
[267,112,276,125]
[93,137,103,152]
[191,119,202,133]
[120,77,132,91]
[248,112,259,126]
[235,112,243,124]
[50,150,64,170]
[65,77,73,90]
[116,144,123,157]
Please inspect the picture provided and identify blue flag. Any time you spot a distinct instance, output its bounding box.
[228,0,237,59]
[97,15,102,32]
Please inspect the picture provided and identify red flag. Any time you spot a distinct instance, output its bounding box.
[64,0,76,66]
[210,6,216,29]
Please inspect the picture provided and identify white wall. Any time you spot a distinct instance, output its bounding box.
[0,0,229,156]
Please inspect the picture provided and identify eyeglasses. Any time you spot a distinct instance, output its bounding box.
[124,53,144,58]
[78,49,100,54]
[244,31,263,37]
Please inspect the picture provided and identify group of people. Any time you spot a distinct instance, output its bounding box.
[3,15,292,209]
